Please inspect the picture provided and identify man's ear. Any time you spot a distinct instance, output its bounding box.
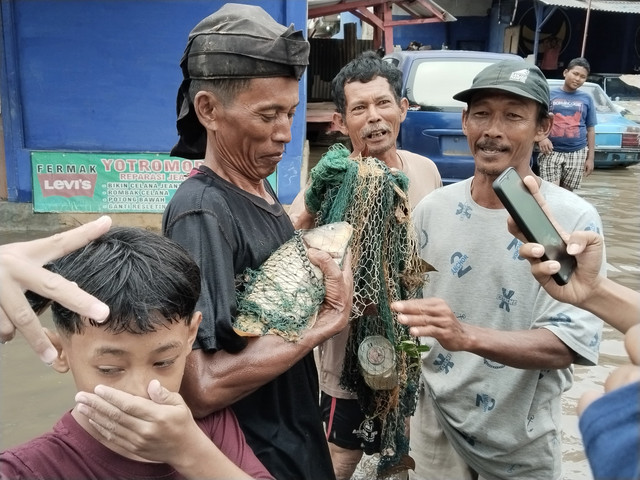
[187,312,202,350]
[461,108,469,136]
[534,113,554,143]
[332,111,349,136]
[193,91,220,131]
[399,97,409,122]
[44,328,70,373]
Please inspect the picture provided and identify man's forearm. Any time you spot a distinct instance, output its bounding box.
[463,324,575,369]
[580,277,640,334]
[181,335,317,417]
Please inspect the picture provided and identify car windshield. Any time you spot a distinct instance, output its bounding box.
[604,76,640,101]
[406,59,497,112]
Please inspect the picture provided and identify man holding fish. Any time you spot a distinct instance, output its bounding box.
[159,4,352,480]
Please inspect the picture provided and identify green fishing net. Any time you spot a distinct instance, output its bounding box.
[305,144,428,476]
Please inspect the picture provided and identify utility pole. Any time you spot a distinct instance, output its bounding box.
[580,0,593,57]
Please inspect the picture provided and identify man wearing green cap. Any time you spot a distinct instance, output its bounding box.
[161,4,352,479]
[391,59,605,479]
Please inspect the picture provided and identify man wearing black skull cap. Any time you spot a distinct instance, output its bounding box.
[162,4,351,479]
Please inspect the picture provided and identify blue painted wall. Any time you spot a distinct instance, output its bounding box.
[0,0,307,203]
[391,16,490,52]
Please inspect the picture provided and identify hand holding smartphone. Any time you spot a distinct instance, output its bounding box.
[493,167,576,285]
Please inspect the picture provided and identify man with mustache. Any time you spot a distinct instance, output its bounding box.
[289,51,441,479]
[391,59,605,479]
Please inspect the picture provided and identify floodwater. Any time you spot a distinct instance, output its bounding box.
[1,164,638,480]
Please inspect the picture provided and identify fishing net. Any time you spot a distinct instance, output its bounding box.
[305,144,428,477]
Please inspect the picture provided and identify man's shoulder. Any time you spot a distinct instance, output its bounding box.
[166,174,231,211]
[573,88,595,103]
[426,177,468,194]
[413,177,467,211]
[551,87,590,102]
[542,181,600,217]
[163,175,239,233]
[543,180,588,201]
[399,149,437,167]
[578,88,597,108]
[550,87,580,99]
[169,172,207,198]
[399,149,442,184]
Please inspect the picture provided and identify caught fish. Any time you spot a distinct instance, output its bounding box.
[234,222,353,341]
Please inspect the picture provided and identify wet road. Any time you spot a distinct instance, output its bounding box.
[1,164,639,479]
[556,164,639,480]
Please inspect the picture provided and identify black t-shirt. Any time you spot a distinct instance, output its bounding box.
[163,166,334,480]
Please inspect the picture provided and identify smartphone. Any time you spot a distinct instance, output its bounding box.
[493,167,576,285]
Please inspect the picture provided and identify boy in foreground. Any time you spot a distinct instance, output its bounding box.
[0,227,271,479]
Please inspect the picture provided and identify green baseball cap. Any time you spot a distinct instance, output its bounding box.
[453,59,550,107]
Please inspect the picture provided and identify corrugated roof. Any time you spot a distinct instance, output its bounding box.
[538,0,640,14]
[308,0,456,22]
[392,0,456,21]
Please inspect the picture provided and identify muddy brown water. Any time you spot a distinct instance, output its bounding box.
[1,164,638,479]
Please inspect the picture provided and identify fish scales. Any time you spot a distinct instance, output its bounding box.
[234,222,353,340]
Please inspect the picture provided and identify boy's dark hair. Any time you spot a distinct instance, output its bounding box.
[28,227,201,335]
[567,57,591,73]
[331,50,403,115]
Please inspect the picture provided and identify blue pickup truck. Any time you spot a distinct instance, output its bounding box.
[383,50,520,184]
